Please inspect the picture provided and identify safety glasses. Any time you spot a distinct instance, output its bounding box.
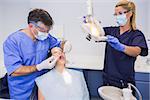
[30,21,51,33]
[113,10,130,16]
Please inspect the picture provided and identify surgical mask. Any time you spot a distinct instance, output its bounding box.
[116,14,127,26]
[35,30,48,41]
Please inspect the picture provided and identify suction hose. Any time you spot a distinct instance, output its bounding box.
[128,83,142,100]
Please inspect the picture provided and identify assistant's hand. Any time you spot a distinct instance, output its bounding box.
[36,56,58,71]
[106,35,125,52]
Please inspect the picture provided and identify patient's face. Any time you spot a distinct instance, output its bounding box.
[51,47,66,65]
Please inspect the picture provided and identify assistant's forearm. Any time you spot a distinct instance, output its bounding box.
[11,65,37,76]
[124,46,141,57]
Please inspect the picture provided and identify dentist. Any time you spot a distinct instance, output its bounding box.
[3,8,67,100]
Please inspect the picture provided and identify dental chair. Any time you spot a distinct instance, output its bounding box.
[98,83,142,100]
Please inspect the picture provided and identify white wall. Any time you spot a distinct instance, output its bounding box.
[0,0,30,77]
[0,0,149,76]
[29,0,107,68]
[0,2,2,33]
[29,0,150,68]
[148,2,150,38]
[0,2,4,77]
[135,0,149,37]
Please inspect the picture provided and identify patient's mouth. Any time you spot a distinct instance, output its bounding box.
[59,56,62,59]
[59,55,64,60]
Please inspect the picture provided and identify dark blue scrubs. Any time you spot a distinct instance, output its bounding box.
[103,27,148,88]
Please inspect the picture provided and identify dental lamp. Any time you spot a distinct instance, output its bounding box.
[81,0,107,42]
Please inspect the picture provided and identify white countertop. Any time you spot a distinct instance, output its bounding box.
[0,61,6,78]
[67,63,150,73]
[134,56,150,73]
[0,56,150,78]
[66,56,150,73]
[134,65,150,73]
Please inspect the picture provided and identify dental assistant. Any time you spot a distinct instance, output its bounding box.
[102,0,148,89]
[3,9,65,99]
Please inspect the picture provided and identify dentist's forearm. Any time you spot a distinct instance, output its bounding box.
[11,65,37,76]
[124,46,141,57]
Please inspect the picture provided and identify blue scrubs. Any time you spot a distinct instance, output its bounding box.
[103,27,148,88]
[3,30,60,100]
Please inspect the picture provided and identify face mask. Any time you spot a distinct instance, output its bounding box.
[116,14,127,26]
[35,30,48,41]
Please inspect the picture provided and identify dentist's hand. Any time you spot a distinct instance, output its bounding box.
[106,35,125,52]
[36,56,58,71]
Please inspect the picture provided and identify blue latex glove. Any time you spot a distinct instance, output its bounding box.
[106,35,125,52]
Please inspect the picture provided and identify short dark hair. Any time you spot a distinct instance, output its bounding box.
[28,8,54,27]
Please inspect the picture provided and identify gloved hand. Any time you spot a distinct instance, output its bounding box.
[63,40,72,53]
[36,56,58,71]
[106,35,125,52]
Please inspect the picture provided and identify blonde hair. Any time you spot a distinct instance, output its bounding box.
[115,0,136,30]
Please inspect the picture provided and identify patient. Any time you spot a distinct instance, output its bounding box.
[35,47,89,100]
